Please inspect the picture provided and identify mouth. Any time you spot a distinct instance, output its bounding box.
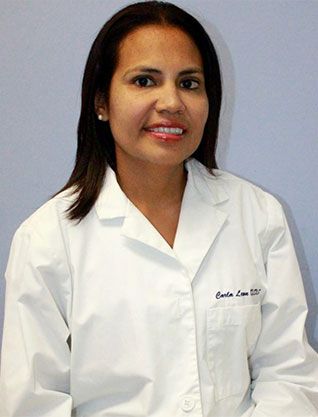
[144,123,187,142]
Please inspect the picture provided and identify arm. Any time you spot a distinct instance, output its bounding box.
[250,196,318,416]
[0,223,72,417]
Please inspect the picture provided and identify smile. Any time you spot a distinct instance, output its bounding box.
[147,127,184,135]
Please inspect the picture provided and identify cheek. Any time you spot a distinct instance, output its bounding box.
[110,95,151,126]
[195,99,209,129]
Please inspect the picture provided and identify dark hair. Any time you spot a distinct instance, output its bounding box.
[59,0,222,221]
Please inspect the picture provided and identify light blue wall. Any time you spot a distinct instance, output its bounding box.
[1,0,317,350]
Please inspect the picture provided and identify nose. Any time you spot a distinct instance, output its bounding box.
[155,82,186,114]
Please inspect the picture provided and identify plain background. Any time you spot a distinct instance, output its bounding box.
[0,0,317,351]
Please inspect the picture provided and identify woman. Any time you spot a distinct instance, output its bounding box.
[1,1,317,416]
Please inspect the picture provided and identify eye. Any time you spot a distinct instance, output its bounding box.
[134,76,155,87]
[180,79,200,90]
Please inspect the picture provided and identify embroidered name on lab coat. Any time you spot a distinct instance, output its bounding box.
[215,289,261,299]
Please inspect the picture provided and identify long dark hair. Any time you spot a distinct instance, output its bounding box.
[58,1,222,221]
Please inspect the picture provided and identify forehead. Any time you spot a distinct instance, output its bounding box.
[116,25,203,70]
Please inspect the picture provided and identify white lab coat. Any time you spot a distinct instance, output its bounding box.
[1,158,318,417]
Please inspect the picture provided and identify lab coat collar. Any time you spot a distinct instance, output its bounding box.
[95,159,228,219]
[95,166,129,219]
[185,158,228,206]
[94,159,229,279]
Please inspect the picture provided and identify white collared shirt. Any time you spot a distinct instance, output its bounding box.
[1,158,318,417]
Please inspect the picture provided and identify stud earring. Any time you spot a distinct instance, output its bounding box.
[98,114,103,121]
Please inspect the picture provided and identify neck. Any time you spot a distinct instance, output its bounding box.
[115,159,188,212]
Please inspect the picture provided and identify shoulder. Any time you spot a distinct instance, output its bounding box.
[188,159,285,237]
[5,191,73,323]
[6,189,77,293]
[13,189,76,250]
[189,158,282,212]
[189,160,290,259]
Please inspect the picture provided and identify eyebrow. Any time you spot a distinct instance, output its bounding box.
[123,66,204,77]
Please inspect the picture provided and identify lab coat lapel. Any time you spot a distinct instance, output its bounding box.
[120,201,176,258]
[173,160,229,281]
[95,166,176,258]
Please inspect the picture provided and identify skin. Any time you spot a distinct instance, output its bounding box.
[96,25,209,246]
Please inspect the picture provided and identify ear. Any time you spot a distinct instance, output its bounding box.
[94,91,109,121]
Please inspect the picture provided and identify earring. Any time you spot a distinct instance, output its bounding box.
[98,114,103,121]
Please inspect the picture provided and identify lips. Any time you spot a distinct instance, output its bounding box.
[144,128,186,143]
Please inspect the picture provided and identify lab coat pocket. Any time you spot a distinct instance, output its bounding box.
[207,304,261,401]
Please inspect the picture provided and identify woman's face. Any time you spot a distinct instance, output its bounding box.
[97,25,209,170]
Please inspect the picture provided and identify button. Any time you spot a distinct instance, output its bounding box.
[181,396,195,412]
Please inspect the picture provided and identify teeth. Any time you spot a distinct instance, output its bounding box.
[149,127,183,135]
